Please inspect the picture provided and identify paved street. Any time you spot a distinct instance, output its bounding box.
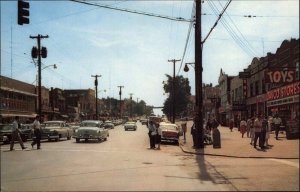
[1,122,235,191]
[1,121,299,191]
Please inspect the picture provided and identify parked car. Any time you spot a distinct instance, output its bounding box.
[68,122,81,133]
[102,121,114,129]
[0,124,28,144]
[140,119,148,125]
[20,123,34,141]
[73,120,109,143]
[37,121,73,141]
[124,121,137,131]
[159,122,181,144]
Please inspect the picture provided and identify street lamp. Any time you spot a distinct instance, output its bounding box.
[32,64,58,84]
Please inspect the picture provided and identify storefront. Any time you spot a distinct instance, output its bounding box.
[267,81,299,139]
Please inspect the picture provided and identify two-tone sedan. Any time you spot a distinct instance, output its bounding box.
[124,121,137,131]
[159,122,181,144]
[73,120,109,143]
[38,121,73,141]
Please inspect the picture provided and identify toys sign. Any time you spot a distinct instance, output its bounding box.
[265,69,296,83]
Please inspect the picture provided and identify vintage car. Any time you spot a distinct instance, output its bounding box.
[159,122,181,144]
[140,119,148,125]
[102,121,114,129]
[73,120,109,143]
[0,124,28,144]
[36,121,73,141]
[124,121,137,131]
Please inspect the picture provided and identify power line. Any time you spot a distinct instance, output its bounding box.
[70,0,193,23]
[202,13,299,18]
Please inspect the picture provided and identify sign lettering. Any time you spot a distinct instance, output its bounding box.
[265,69,295,83]
[267,82,300,101]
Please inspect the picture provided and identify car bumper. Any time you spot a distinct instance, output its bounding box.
[73,135,100,139]
[161,136,179,141]
[0,135,9,142]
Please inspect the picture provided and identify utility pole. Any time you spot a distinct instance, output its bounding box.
[194,0,204,148]
[168,59,181,123]
[30,34,49,119]
[91,75,101,119]
[129,93,133,118]
[118,86,124,118]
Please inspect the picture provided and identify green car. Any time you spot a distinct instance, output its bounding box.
[73,120,109,143]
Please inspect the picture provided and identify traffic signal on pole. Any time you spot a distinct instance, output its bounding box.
[41,47,47,58]
[31,46,38,58]
[18,0,30,25]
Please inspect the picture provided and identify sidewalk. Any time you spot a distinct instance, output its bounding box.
[179,121,299,159]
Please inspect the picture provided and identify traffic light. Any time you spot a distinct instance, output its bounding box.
[41,47,47,58]
[18,0,30,25]
[31,47,38,58]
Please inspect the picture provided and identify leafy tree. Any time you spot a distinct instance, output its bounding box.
[162,74,191,119]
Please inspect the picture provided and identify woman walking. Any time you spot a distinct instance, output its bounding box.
[239,118,247,138]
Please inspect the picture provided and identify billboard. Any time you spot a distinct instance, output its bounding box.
[265,69,296,84]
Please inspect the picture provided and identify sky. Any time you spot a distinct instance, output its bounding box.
[1,0,299,116]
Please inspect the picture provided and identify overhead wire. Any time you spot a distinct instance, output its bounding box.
[176,1,196,76]
[69,0,193,23]
[207,0,256,58]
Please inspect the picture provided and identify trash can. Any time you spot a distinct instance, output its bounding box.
[212,128,221,148]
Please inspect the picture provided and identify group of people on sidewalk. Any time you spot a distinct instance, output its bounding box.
[9,115,42,151]
[238,113,282,150]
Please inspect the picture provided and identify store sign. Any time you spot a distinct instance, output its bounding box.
[267,81,300,101]
[265,69,296,84]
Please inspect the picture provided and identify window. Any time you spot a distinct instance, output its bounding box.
[255,81,259,95]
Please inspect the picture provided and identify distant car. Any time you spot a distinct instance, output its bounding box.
[102,121,114,129]
[140,119,148,125]
[124,121,137,131]
[37,121,73,142]
[159,122,181,144]
[0,124,28,144]
[73,120,109,143]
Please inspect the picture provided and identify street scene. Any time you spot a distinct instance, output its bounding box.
[1,0,299,191]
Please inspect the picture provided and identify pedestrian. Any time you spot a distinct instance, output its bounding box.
[229,118,234,132]
[265,116,273,146]
[246,117,252,138]
[147,121,156,149]
[239,118,247,138]
[253,114,262,149]
[191,117,197,148]
[250,117,255,145]
[181,118,187,143]
[156,122,162,150]
[31,115,41,149]
[206,116,212,132]
[273,114,282,140]
[259,116,268,149]
[10,116,27,151]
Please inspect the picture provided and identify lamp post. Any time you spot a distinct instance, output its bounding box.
[33,64,57,116]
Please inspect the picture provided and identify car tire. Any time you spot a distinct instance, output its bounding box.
[67,135,71,140]
[85,138,88,142]
[104,137,107,141]
[55,138,59,142]
[76,138,80,143]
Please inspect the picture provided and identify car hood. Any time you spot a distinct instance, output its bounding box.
[161,128,178,133]
[77,127,101,132]
[0,130,12,134]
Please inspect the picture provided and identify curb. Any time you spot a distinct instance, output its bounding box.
[179,143,300,160]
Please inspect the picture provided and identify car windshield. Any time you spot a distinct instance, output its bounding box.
[45,123,62,127]
[0,124,12,131]
[126,122,135,124]
[161,125,178,131]
[81,122,98,127]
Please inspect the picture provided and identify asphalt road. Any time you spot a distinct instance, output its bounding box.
[1,122,235,191]
[1,121,298,191]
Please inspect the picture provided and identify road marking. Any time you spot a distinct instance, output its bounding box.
[266,158,299,168]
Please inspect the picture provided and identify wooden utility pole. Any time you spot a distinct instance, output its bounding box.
[30,34,49,119]
[129,93,133,118]
[118,86,124,118]
[168,59,181,123]
[92,75,101,119]
[194,0,204,148]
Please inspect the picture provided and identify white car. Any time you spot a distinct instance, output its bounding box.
[124,121,137,131]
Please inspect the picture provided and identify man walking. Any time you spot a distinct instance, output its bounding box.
[10,116,27,151]
[273,114,282,140]
[148,121,156,149]
[253,114,262,149]
[31,115,41,149]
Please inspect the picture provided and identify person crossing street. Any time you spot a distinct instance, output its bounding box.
[10,116,27,151]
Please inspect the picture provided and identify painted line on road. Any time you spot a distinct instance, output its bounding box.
[266,158,299,168]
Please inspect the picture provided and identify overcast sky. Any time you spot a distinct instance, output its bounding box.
[1,0,299,115]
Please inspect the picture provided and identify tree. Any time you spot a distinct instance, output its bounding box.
[162,74,191,120]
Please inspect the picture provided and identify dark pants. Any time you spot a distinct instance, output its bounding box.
[32,129,41,149]
[259,130,266,148]
[275,124,280,139]
[10,130,25,150]
[253,132,261,148]
[148,131,156,148]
